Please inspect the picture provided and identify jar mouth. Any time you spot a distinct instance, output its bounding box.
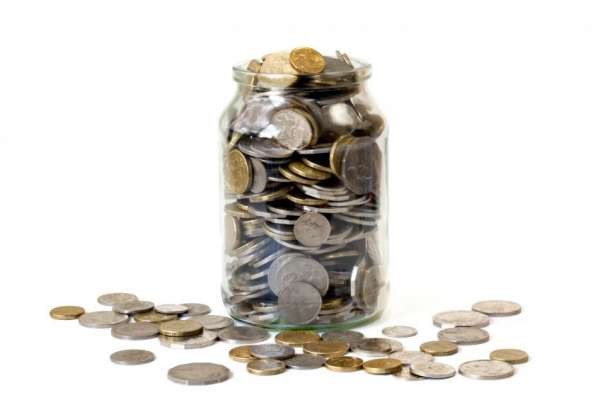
[232,58,372,89]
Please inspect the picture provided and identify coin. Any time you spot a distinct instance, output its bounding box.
[168,362,232,385]
[49,306,85,320]
[341,136,377,195]
[155,304,189,315]
[321,330,364,345]
[111,322,160,340]
[330,134,355,177]
[490,349,529,364]
[250,344,295,360]
[459,360,515,380]
[97,292,138,306]
[275,331,321,347]
[304,340,349,358]
[288,161,331,180]
[112,300,154,315]
[389,350,434,366]
[382,325,418,338]
[325,356,363,372]
[159,320,203,337]
[363,358,403,375]
[269,254,329,296]
[285,354,326,369]
[225,214,241,253]
[133,310,177,324]
[472,300,522,317]
[293,212,331,247]
[217,325,270,344]
[432,310,490,328]
[419,340,458,356]
[110,349,155,366]
[247,358,287,376]
[188,314,233,330]
[79,311,128,328]
[393,366,425,381]
[438,327,490,345]
[278,281,322,325]
[410,361,456,379]
[258,52,297,88]
[271,108,315,151]
[249,158,268,193]
[290,47,326,74]
[229,345,255,362]
[351,338,392,356]
[225,149,252,194]
[181,303,211,317]
[159,330,218,349]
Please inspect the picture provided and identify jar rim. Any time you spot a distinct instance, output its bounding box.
[232,57,372,88]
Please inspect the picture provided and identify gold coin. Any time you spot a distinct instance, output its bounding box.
[159,320,203,337]
[321,297,344,310]
[247,359,287,376]
[329,134,355,177]
[278,166,320,185]
[289,47,326,75]
[49,306,85,320]
[286,191,328,206]
[248,186,292,203]
[133,310,177,324]
[490,349,529,364]
[288,161,332,180]
[225,149,252,194]
[304,340,349,358]
[362,358,403,375]
[229,345,255,362]
[420,340,458,356]
[325,356,363,372]
[275,331,321,347]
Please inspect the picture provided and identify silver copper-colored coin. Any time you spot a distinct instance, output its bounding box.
[432,310,490,328]
[217,325,270,344]
[250,344,295,360]
[321,330,364,345]
[155,304,189,315]
[79,311,128,328]
[181,303,211,317]
[97,292,138,306]
[410,361,456,379]
[112,300,154,315]
[168,362,232,385]
[293,212,332,247]
[472,300,522,317]
[111,322,159,340]
[110,349,155,366]
[382,325,418,338]
[278,281,322,325]
[459,360,515,380]
[389,350,434,366]
[159,330,218,349]
[437,327,490,345]
[188,314,234,330]
[285,354,326,369]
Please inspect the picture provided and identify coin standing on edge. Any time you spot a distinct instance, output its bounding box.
[168,362,232,385]
[110,349,155,366]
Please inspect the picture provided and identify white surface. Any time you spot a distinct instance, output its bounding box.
[1,0,598,398]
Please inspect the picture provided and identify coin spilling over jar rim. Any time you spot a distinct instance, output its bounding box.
[221,47,389,329]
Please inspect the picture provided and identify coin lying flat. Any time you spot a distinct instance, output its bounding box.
[472,300,522,317]
[275,331,321,347]
[250,344,295,360]
[459,360,515,380]
[229,345,255,362]
[437,327,490,345]
[110,349,155,366]
[79,311,128,328]
[410,361,456,379]
[351,338,392,357]
[293,212,331,247]
[97,292,138,306]
[304,340,349,358]
[159,330,218,349]
[432,310,490,328]
[290,47,326,74]
[49,306,85,320]
[112,301,154,315]
[278,282,322,325]
[285,354,326,369]
[490,349,529,364]
[111,322,160,340]
[155,304,189,315]
[159,320,203,337]
[168,362,232,385]
[382,325,418,338]
[389,351,434,366]
[217,326,270,344]
[133,310,177,324]
[420,340,458,356]
[188,315,233,330]
[247,359,287,376]
[321,330,364,345]
[181,303,211,317]
[363,358,403,375]
[325,356,363,372]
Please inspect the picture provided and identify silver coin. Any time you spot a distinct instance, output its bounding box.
[459,360,515,380]
[251,300,279,313]
[110,349,155,365]
[382,325,418,338]
[323,102,360,132]
[188,314,234,330]
[285,354,326,369]
[232,97,273,134]
[181,303,211,317]
[438,327,490,345]
[167,362,232,385]
[225,214,241,253]
[433,310,490,328]
[112,300,154,315]
[230,302,255,317]
[246,312,280,325]
[341,136,377,195]
[393,366,425,381]
[159,330,218,349]
[250,343,295,360]
[293,212,332,247]
[351,338,392,356]
[297,143,333,155]
[270,108,314,151]
[278,281,322,325]
[389,350,434,366]
[321,330,364,345]
[79,311,128,328]
[334,213,378,226]
[218,326,270,344]
[269,254,329,296]
[97,292,138,306]
[155,304,189,315]
[249,158,268,193]
[354,265,382,311]
[386,338,404,352]
[410,361,456,379]
[111,322,159,340]
[472,300,522,317]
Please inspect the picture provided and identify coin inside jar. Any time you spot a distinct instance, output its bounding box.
[225,149,252,194]
[293,212,331,247]
[271,108,316,151]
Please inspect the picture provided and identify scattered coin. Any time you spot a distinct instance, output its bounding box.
[325,356,363,372]
[393,366,424,381]
[250,344,295,360]
[133,310,177,324]
[321,330,364,345]
[110,349,155,366]
[217,325,270,344]
[289,47,326,74]
[49,306,85,320]
[112,300,154,315]
[154,304,188,315]
[168,362,232,385]
[285,354,326,369]
[420,340,458,356]
[97,292,138,306]
[304,340,349,358]
[363,358,403,375]
[159,330,218,349]
[389,350,434,366]
[278,282,322,325]
[188,314,233,330]
[79,311,128,328]
[181,303,211,317]
[438,327,490,345]
[350,338,392,356]
[159,320,203,337]
[432,310,490,328]
[410,361,456,379]
[472,300,522,317]
[275,331,321,347]
[247,358,287,376]
[229,345,255,362]
[382,325,418,338]
[459,360,515,380]
[293,212,331,247]
[111,322,160,340]
[490,349,529,364]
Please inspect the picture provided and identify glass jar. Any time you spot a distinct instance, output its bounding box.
[220,51,388,329]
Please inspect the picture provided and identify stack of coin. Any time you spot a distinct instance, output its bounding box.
[223,47,387,327]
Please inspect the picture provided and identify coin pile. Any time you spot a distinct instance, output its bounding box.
[223,47,386,327]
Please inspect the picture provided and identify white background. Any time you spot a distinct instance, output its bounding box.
[1,0,599,398]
